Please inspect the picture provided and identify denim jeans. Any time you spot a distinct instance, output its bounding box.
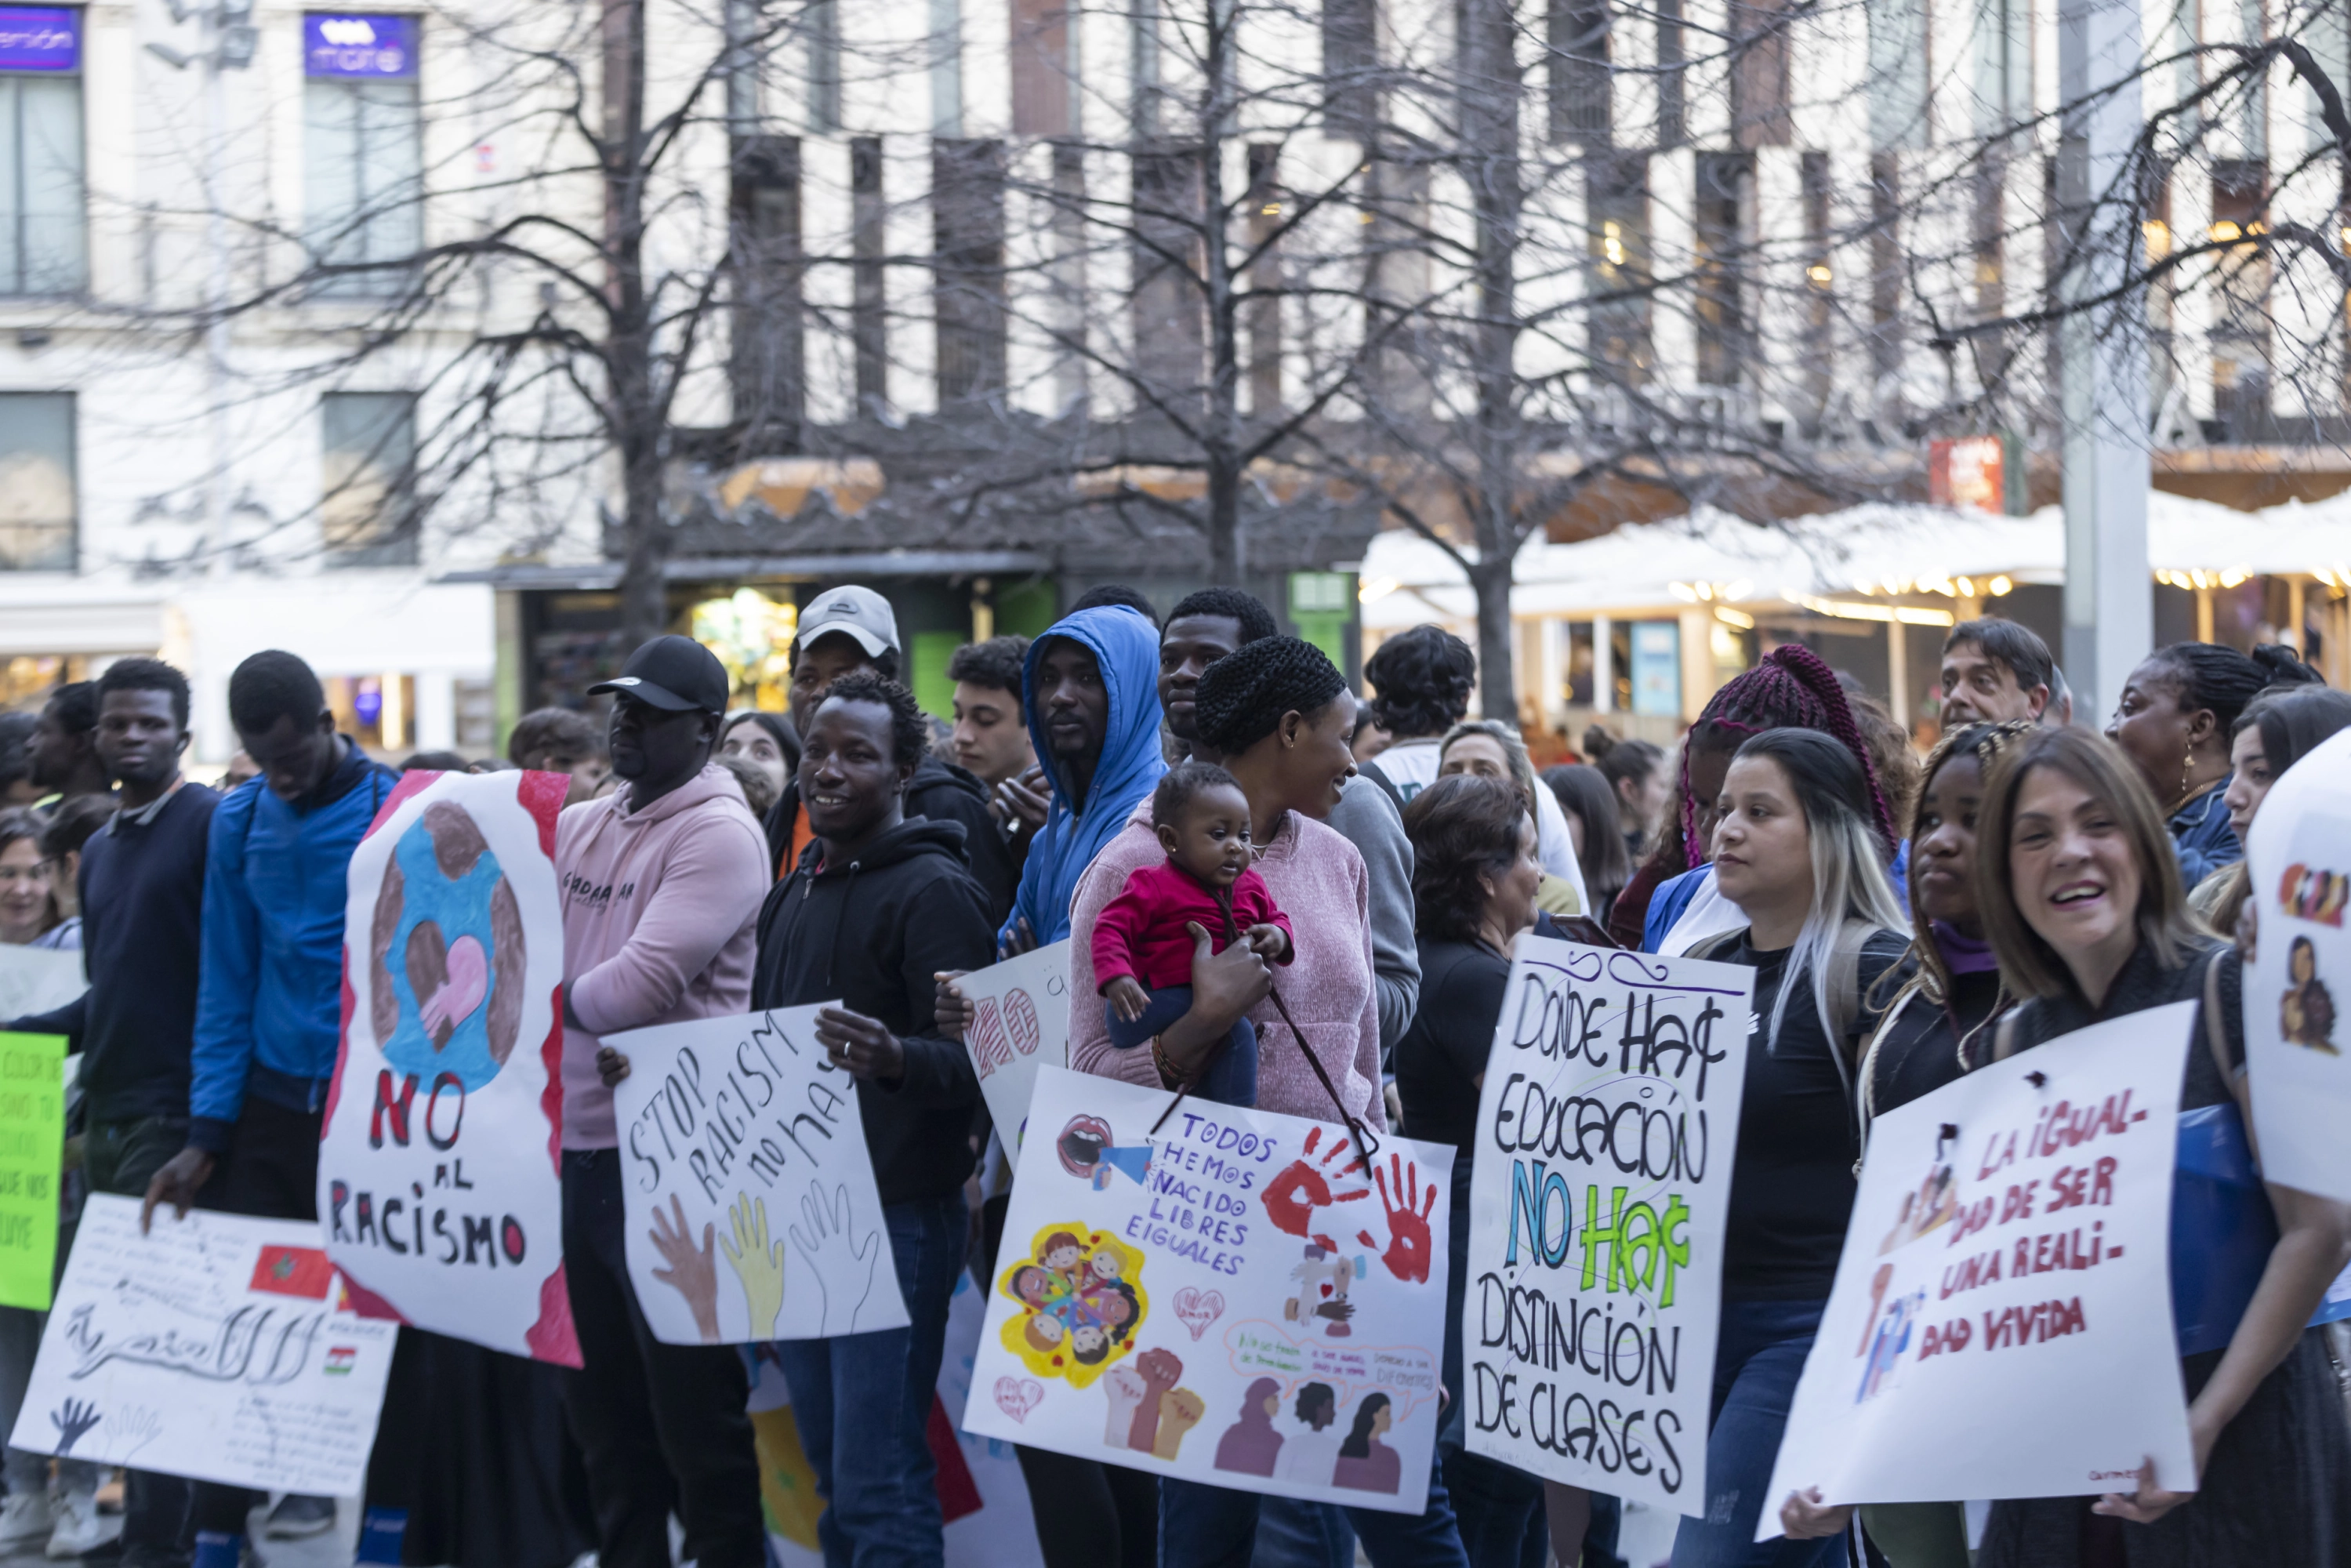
[561,1151,764,1568]
[775,1191,968,1568]
[1438,1174,1547,1568]
[1669,1298,1843,1568]
[1159,1454,1471,1568]
[1107,985,1257,1107]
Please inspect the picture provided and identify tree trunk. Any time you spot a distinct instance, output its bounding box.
[1469,554,1518,727]
[604,0,668,651]
[1201,0,1242,586]
[1461,0,1524,724]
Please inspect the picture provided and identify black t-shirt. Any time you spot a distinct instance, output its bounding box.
[1716,927,1909,1300]
[1867,964,2006,1120]
[1394,938,1510,1155]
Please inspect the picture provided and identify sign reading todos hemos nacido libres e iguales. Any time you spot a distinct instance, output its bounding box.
[1461,938,1754,1515]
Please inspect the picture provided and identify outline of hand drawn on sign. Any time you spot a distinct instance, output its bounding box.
[368,802,525,1091]
[648,1194,722,1341]
[786,1182,889,1337]
[720,1194,787,1338]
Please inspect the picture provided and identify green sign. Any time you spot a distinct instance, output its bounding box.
[1287,572,1355,673]
[0,1033,65,1310]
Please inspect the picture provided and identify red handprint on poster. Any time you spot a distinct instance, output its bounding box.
[1263,1127,1372,1251]
[1357,1154,1438,1283]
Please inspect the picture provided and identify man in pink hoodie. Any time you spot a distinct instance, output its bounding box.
[556,635,771,1568]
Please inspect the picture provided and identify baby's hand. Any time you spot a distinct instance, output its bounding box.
[1104,976,1152,1024]
[1246,924,1291,962]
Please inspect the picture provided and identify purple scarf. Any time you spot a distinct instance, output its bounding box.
[1932,921,2000,976]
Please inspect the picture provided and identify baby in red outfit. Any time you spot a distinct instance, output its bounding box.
[1090,762,1292,1105]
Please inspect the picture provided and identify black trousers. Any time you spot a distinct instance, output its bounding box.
[559,1150,764,1568]
[83,1114,198,1560]
[188,1098,323,1538]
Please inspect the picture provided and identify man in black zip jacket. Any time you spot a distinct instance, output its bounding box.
[753,669,992,1568]
[761,585,1015,922]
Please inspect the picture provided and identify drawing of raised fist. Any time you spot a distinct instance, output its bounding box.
[1153,1388,1206,1461]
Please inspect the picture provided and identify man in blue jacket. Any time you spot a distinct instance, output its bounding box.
[143,650,397,1565]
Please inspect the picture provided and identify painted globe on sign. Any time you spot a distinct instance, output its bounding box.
[368,801,526,1091]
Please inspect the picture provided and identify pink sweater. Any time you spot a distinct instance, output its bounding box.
[555,764,770,1149]
[1068,803,1386,1131]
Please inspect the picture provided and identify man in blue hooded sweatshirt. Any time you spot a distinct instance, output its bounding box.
[143,650,398,1563]
[999,606,1170,953]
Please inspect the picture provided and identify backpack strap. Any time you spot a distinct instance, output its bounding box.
[1356,760,1407,817]
[2203,947,2257,1156]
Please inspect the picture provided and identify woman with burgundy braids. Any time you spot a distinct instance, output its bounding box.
[1613,644,1901,955]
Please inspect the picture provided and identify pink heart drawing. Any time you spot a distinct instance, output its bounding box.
[995,1376,1045,1423]
[1171,1287,1225,1341]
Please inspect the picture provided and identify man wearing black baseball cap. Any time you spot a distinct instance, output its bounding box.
[557,634,771,1566]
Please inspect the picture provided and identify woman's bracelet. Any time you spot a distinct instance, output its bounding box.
[1152,1035,1187,1089]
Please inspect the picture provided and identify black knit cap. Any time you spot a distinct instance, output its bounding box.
[1193,637,1348,756]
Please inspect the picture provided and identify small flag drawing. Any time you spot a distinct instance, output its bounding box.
[325,1347,357,1375]
[249,1245,336,1300]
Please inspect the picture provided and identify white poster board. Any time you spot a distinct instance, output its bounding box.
[2244,726,2351,1202]
[963,1066,1453,1515]
[0,943,84,1022]
[1761,1004,2195,1528]
[9,1196,396,1496]
[1461,938,1754,1515]
[604,1006,911,1345]
[954,941,1072,1145]
[321,768,579,1364]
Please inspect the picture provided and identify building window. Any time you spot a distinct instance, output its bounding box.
[1867,0,1929,150]
[0,391,73,571]
[807,0,841,132]
[321,391,418,567]
[1729,0,1789,148]
[1322,0,1377,135]
[1694,152,1753,386]
[2210,159,2272,438]
[1547,0,1609,144]
[731,136,804,443]
[303,13,422,297]
[1587,154,1650,387]
[0,5,86,296]
[933,139,1007,403]
[1010,0,1071,136]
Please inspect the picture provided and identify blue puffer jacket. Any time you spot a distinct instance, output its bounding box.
[189,741,398,1152]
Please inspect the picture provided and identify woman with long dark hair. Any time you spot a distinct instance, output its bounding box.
[1541,762,1632,920]
[1968,727,2351,1566]
[1610,644,1900,958]
[1396,774,1548,1568]
[1584,727,1670,858]
[1671,729,1910,1567]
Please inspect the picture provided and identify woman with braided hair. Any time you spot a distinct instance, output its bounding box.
[1067,638,1472,1568]
[1616,643,1901,956]
[2104,641,2313,888]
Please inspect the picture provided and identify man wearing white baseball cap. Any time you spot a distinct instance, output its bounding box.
[764,586,1017,919]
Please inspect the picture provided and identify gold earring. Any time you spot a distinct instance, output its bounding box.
[2181,747,2193,807]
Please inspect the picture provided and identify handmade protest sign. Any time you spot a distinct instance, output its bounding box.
[954,941,1071,1144]
[1460,938,1754,1515]
[1761,1004,2194,1526]
[963,1065,1453,1515]
[10,1195,397,1495]
[320,768,578,1364]
[605,1005,911,1345]
[0,1032,65,1309]
[2244,726,2351,1202]
[0,944,82,1022]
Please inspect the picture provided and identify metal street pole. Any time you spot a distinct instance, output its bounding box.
[2056,0,2151,722]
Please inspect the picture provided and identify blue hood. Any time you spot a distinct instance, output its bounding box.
[1003,607,1167,947]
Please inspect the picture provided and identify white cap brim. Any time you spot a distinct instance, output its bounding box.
[796,618,895,657]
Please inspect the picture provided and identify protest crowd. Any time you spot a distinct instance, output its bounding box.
[0,580,2347,1568]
